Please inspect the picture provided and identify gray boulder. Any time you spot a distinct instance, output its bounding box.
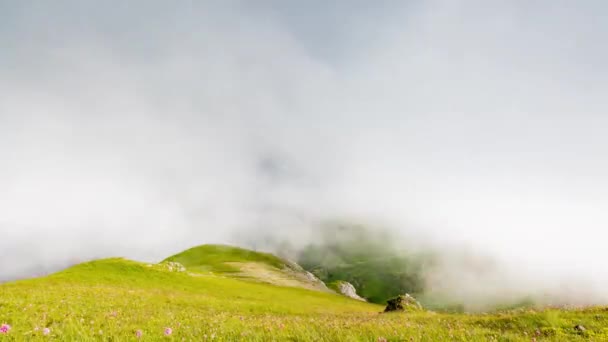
[334,281,366,301]
[384,294,423,312]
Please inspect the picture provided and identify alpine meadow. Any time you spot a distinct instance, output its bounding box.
[2,1,608,341]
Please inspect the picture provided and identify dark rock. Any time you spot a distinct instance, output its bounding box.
[384,294,423,312]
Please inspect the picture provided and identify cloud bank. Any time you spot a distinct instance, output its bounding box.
[2,1,608,307]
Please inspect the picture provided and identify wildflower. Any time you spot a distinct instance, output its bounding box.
[43,327,51,335]
[164,327,173,336]
[135,329,143,338]
[0,324,11,334]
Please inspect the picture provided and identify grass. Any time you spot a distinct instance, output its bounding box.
[162,244,288,273]
[1,248,608,340]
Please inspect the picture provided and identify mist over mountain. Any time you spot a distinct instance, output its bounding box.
[2,1,608,307]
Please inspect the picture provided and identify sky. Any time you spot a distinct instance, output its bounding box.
[1,1,608,305]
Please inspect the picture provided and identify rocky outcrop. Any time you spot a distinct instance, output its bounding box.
[384,294,423,312]
[162,261,186,272]
[304,271,321,283]
[333,281,366,301]
[283,260,331,292]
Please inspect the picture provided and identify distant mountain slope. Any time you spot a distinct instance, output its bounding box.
[163,244,332,292]
[296,224,429,304]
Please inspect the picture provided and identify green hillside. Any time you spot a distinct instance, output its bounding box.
[163,244,287,273]
[297,224,429,304]
[162,244,331,292]
[0,245,606,341]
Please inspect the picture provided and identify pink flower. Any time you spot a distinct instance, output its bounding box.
[164,327,172,336]
[43,327,51,335]
[0,324,11,334]
[135,329,143,338]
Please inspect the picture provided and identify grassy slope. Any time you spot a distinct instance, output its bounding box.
[0,252,607,340]
[163,244,287,273]
[162,244,330,292]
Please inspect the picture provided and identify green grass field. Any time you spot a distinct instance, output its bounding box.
[1,245,607,341]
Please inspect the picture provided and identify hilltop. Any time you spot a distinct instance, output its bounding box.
[162,244,330,292]
[0,244,605,341]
